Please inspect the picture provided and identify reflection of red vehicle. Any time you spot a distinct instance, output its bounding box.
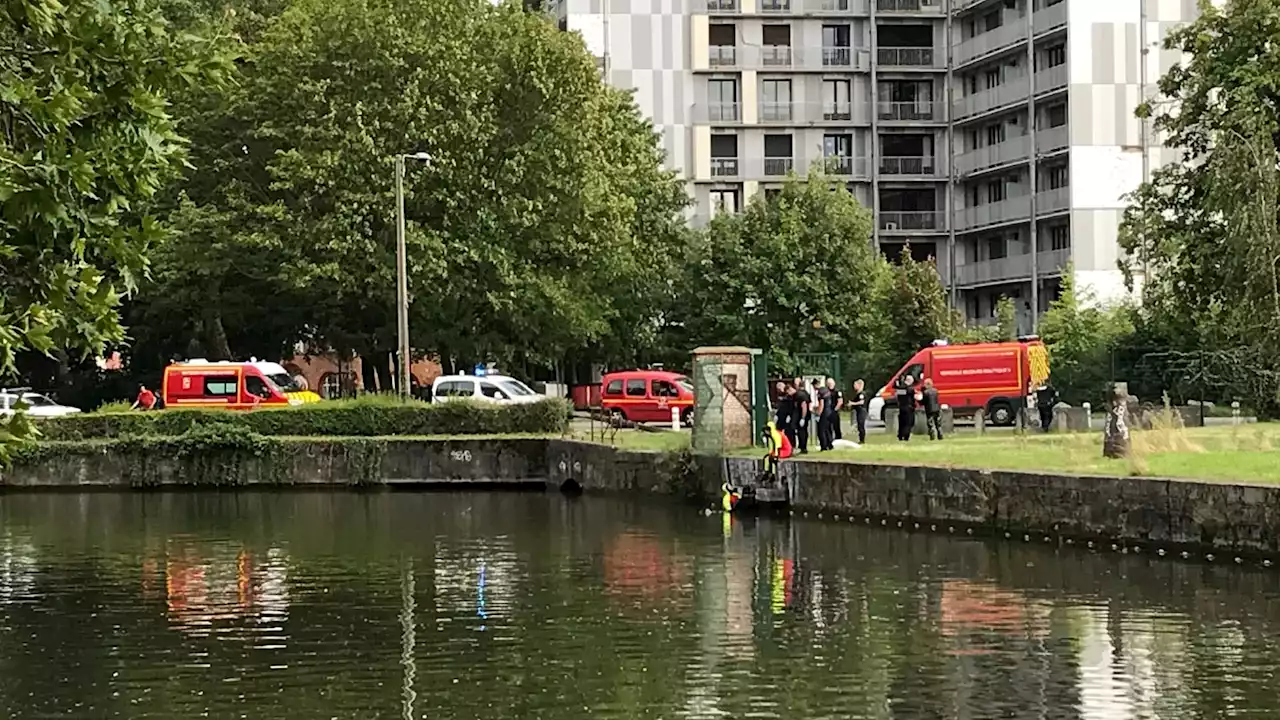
[601,370,695,425]
[940,580,1029,638]
[602,532,692,606]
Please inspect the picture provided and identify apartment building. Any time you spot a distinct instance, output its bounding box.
[548,0,1201,331]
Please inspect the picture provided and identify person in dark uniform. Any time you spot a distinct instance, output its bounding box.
[791,377,811,454]
[774,381,794,441]
[895,374,918,442]
[848,378,868,445]
[922,378,943,440]
[817,376,842,451]
[1036,381,1058,432]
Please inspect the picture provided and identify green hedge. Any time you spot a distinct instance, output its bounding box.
[37,398,571,441]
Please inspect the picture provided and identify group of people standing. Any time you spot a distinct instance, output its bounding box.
[892,374,944,442]
[773,376,869,452]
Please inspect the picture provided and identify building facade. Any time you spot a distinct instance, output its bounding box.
[551,0,1202,332]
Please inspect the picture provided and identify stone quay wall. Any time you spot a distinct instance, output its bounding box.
[5,437,1280,558]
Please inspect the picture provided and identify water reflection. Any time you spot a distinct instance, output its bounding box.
[0,492,1278,718]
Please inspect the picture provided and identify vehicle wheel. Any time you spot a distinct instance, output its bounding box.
[681,408,694,428]
[610,408,627,426]
[987,400,1015,427]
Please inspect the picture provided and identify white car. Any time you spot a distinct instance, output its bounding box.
[0,390,81,419]
[868,390,887,426]
[430,375,543,404]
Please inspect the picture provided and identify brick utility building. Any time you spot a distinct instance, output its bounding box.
[546,0,1209,332]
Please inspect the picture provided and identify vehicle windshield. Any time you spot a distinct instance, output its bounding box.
[498,380,537,397]
[21,394,57,407]
[267,373,304,393]
[675,376,694,394]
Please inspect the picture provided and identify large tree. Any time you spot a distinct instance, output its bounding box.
[138,0,687,386]
[0,0,229,453]
[1119,0,1280,410]
[664,173,888,374]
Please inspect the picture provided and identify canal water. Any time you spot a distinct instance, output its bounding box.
[0,492,1277,719]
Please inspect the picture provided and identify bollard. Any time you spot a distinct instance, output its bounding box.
[1232,401,1241,426]
[671,406,681,431]
[974,408,985,434]
[1083,402,1092,430]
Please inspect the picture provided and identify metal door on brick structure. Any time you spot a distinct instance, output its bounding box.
[691,356,727,455]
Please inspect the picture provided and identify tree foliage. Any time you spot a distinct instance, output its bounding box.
[129,0,688,384]
[1039,269,1134,405]
[662,174,886,373]
[882,249,951,360]
[1119,0,1280,410]
[1,0,230,455]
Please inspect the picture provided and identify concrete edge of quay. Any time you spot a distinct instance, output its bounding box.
[3,437,1279,561]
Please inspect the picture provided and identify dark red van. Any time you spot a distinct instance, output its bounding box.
[600,370,695,425]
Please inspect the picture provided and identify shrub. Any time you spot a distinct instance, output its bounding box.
[38,398,571,440]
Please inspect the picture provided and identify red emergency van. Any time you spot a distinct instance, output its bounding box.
[162,360,322,410]
[870,339,1050,426]
[600,370,695,425]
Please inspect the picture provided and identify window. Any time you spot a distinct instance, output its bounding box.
[625,379,647,397]
[761,79,792,121]
[604,379,624,396]
[711,187,740,215]
[822,24,851,66]
[1044,103,1067,128]
[1046,164,1068,189]
[985,122,1005,146]
[480,382,507,399]
[987,235,1007,259]
[1042,44,1066,69]
[1049,224,1070,250]
[984,67,1001,89]
[204,375,238,397]
[319,372,354,399]
[435,380,476,398]
[823,133,852,157]
[709,79,739,121]
[986,179,1005,203]
[246,376,273,399]
[895,363,925,388]
[983,10,1002,32]
[21,393,56,407]
[822,79,851,120]
[652,380,679,397]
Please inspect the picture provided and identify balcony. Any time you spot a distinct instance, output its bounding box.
[1036,125,1068,154]
[877,100,943,122]
[954,18,1026,67]
[760,101,794,123]
[761,45,793,67]
[1033,0,1067,35]
[709,45,738,67]
[877,47,942,68]
[710,157,740,177]
[953,77,1028,120]
[880,211,945,232]
[820,102,855,121]
[876,0,943,13]
[697,101,741,123]
[761,0,792,12]
[764,157,795,176]
[955,134,1031,176]
[1037,186,1069,214]
[823,46,854,67]
[955,194,1032,231]
[693,0,740,10]
[814,155,870,177]
[879,155,939,176]
[1034,64,1067,94]
[954,248,1072,287]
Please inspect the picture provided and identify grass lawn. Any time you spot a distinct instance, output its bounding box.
[576,423,1280,484]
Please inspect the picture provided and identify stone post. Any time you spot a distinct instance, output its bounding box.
[974,408,985,434]
[1103,383,1131,459]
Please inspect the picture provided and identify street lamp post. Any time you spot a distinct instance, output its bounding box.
[395,152,432,400]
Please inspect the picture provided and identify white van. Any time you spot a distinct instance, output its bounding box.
[430,375,542,404]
